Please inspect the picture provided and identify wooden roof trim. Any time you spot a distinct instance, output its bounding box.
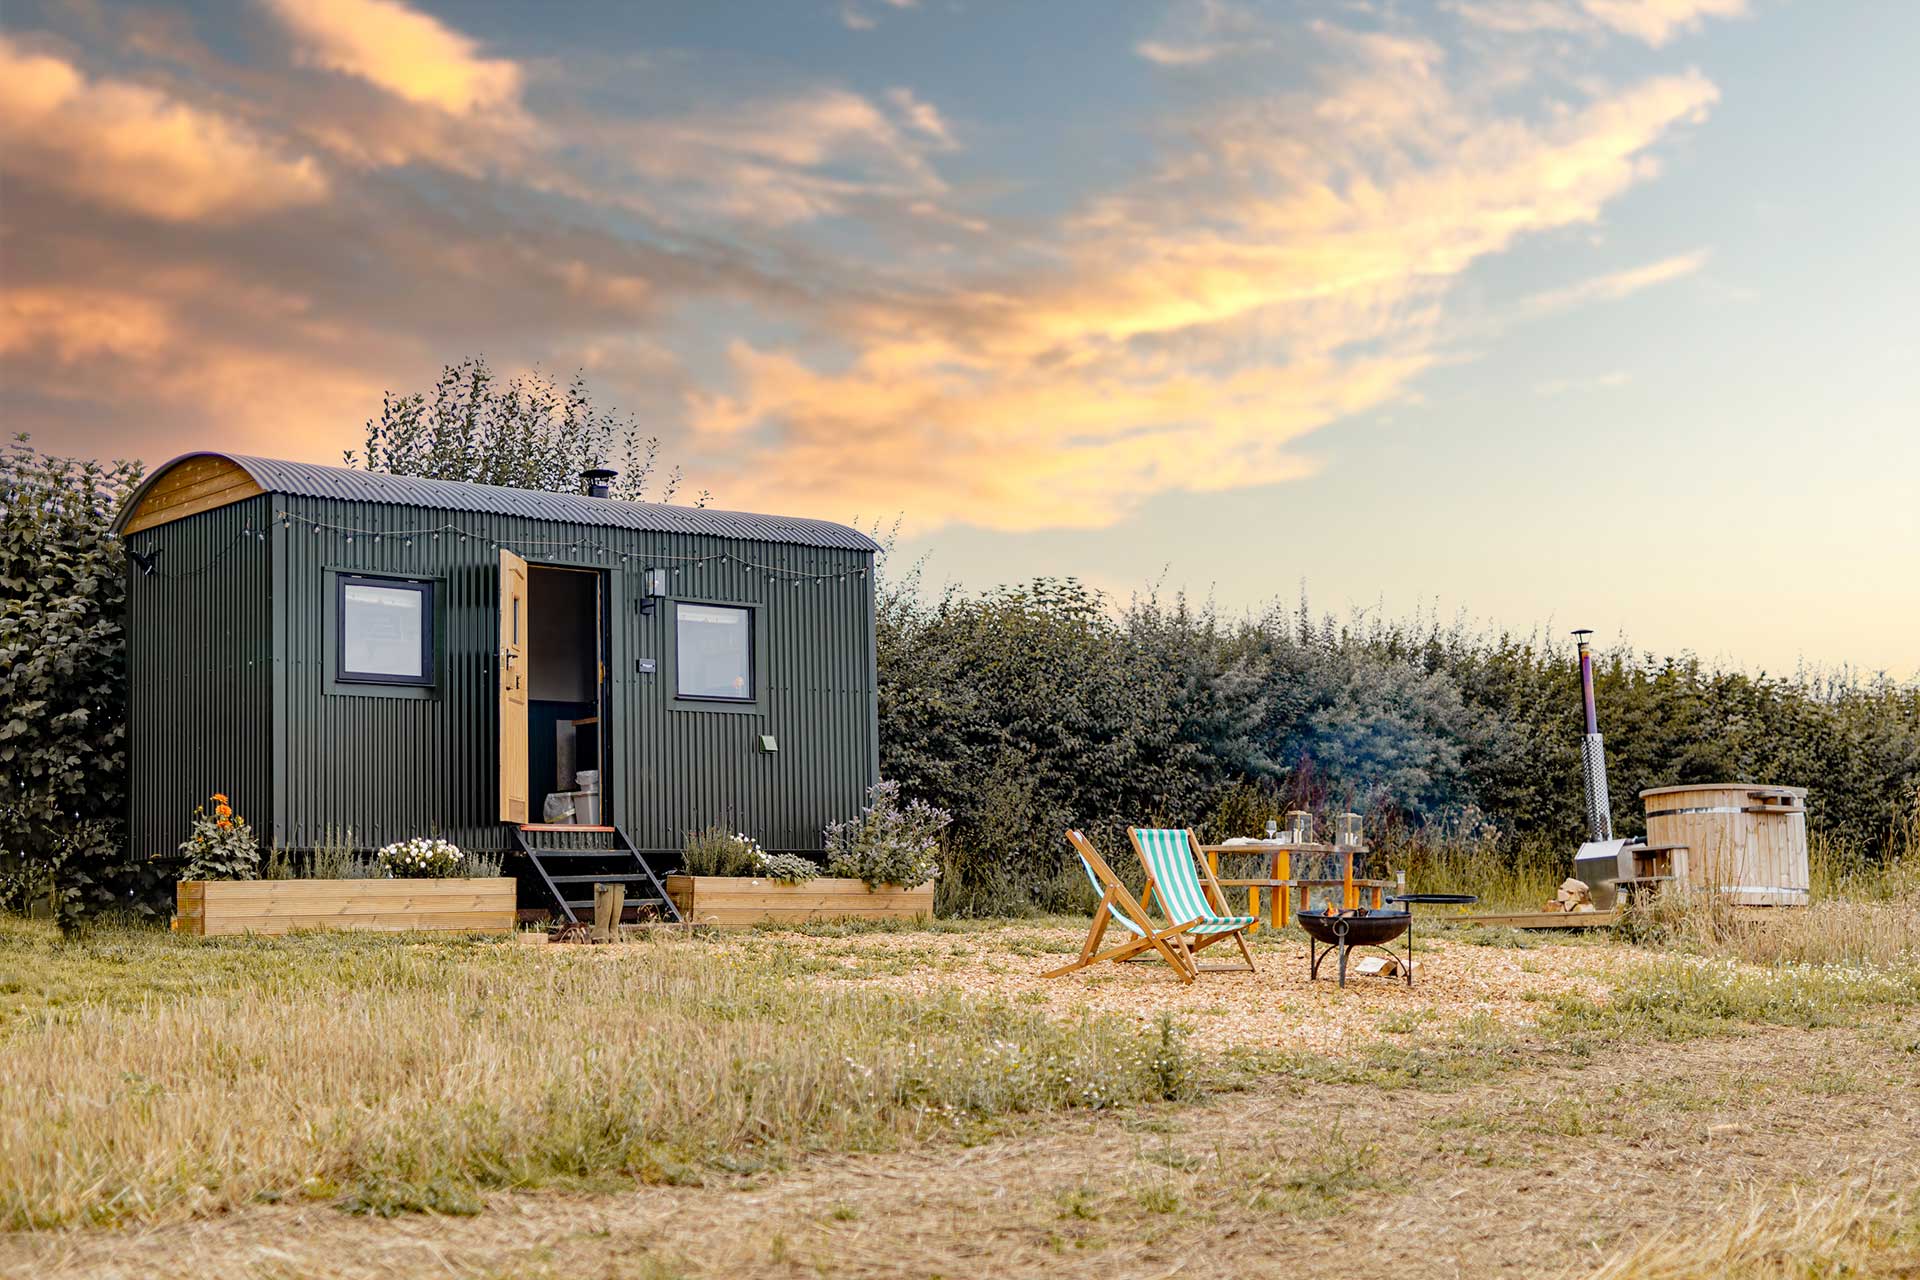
[121,456,265,535]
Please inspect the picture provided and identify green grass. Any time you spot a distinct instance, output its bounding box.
[0,918,1220,1230]
[1542,952,1920,1046]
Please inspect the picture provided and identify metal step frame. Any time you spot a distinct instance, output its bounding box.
[511,823,683,924]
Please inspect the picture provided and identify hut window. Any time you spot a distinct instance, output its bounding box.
[675,603,753,701]
[336,575,435,686]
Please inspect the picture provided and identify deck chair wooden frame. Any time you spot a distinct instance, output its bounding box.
[1130,827,1258,974]
[1043,830,1200,982]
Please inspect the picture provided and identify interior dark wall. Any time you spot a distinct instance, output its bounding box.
[529,567,597,702]
[530,699,596,808]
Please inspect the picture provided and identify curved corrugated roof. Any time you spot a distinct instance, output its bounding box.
[115,452,881,551]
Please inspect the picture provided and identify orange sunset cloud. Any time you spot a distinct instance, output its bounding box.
[2,0,1726,533]
[0,35,327,223]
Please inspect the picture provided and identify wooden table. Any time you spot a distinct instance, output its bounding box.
[1196,842,1388,932]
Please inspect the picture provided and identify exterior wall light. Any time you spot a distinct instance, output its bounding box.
[639,567,669,615]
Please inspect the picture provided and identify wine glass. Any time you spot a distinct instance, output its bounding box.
[1264,818,1278,843]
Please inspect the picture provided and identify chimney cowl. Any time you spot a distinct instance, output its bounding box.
[582,467,618,498]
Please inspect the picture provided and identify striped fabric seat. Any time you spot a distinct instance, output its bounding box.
[1077,851,1145,936]
[1133,827,1256,935]
[1045,830,1199,982]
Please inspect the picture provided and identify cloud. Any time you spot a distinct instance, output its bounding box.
[0,36,328,222]
[259,0,523,116]
[1135,0,1272,67]
[0,287,175,365]
[1448,0,1749,46]
[841,0,915,30]
[691,45,1721,531]
[1535,369,1630,395]
[1136,40,1234,67]
[886,87,956,148]
[1,5,1737,537]
[1584,0,1749,45]
[1522,249,1709,313]
[595,86,955,225]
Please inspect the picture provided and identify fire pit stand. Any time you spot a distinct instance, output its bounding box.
[1297,892,1480,988]
[1298,909,1412,988]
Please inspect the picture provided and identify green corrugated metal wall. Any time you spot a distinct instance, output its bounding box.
[125,493,879,861]
[125,495,276,857]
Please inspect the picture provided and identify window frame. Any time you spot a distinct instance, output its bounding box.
[671,601,756,704]
[334,573,437,688]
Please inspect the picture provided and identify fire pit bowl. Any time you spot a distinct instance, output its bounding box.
[1297,909,1414,987]
[1295,909,1411,948]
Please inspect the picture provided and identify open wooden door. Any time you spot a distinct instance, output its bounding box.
[498,549,530,823]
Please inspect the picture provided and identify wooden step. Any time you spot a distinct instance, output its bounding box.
[548,872,657,884]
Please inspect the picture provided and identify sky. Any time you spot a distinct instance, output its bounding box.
[2,0,1916,677]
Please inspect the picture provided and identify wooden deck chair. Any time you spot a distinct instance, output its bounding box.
[1042,830,1200,982]
[1129,827,1259,974]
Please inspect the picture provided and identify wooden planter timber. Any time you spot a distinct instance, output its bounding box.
[174,877,517,937]
[665,875,933,926]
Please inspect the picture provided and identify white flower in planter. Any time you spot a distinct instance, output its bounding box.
[377,836,464,879]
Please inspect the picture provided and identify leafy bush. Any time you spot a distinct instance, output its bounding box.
[351,357,702,504]
[0,437,160,924]
[825,781,950,889]
[877,573,1920,915]
[176,793,260,881]
[375,837,464,879]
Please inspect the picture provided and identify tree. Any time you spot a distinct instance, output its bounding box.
[348,356,707,504]
[0,437,167,921]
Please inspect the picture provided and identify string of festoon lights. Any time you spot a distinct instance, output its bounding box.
[131,511,871,591]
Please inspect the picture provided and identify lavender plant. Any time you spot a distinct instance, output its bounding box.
[824,781,950,890]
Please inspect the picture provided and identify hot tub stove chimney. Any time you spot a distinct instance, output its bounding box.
[1573,629,1613,843]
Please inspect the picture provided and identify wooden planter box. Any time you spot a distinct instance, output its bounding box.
[665,875,933,926]
[174,877,517,937]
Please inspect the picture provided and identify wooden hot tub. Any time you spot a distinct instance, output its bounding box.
[1639,783,1809,906]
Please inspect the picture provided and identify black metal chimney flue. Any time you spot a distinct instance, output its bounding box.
[1573,629,1614,842]
[582,467,618,498]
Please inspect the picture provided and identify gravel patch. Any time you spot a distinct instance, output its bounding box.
[701,921,1638,1056]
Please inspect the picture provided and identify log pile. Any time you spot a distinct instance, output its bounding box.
[1546,878,1597,913]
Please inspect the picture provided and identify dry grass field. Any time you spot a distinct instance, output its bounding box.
[1,899,1917,1279]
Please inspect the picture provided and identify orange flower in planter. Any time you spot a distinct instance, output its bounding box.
[215,804,233,817]
[217,819,232,830]
[211,793,229,804]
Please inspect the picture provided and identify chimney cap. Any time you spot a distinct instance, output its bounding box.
[581,466,618,498]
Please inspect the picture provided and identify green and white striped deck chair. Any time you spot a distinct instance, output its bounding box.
[1043,830,1199,982]
[1129,827,1258,973]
